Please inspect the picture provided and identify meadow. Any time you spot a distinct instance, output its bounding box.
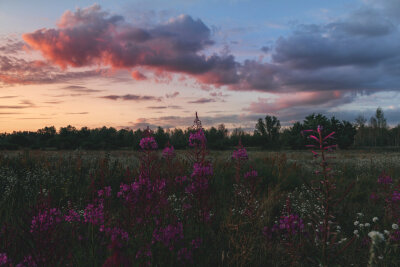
[1,126,400,266]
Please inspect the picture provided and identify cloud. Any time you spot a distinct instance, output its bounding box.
[100,94,162,101]
[0,55,101,86]
[187,98,216,104]
[165,91,179,98]
[131,70,147,80]
[18,2,400,116]
[65,112,89,114]
[0,100,36,109]
[23,5,238,86]
[0,95,17,99]
[62,85,102,93]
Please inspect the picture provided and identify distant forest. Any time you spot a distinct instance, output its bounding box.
[1,108,400,150]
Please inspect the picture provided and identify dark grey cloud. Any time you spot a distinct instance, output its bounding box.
[187,98,216,104]
[100,94,162,101]
[165,91,180,98]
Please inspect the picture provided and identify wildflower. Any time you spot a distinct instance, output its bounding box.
[191,162,213,177]
[0,253,7,265]
[278,214,305,235]
[354,221,359,226]
[377,173,393,185]
[162,144,175,159]
[392,224,399,230]
[365,223,370,227]
[244,169,258,179]
[354,230,359,235]
[368,231,385,244]
[384,230,390,235]
[392,191,400,202]
[232,147,248,161]
[139,137,158,150]
[188,129,206,147]
[372,217,378,223]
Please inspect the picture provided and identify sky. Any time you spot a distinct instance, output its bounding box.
[1,0,400,132]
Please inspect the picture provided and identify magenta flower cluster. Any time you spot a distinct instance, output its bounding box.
[274,214,305,236]
[188,129,206,147]
[392,191,400,202]
[244,170,258,179]
[98,186,112,197]
[104,226,129,242]
[64,209,81,223]
[139,137,158,150]
[162,145,175,159]
[152,223,184,250]
[232,147,248,161]
[30,208,62,233]
[191,162,213,177]
[0,253,7,265]
[378,173,393,185]
[83,199,104,225]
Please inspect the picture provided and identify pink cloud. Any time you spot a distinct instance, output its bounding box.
[131,70,147,80]
[22,5,237,87]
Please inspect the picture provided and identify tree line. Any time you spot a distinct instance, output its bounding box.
[0,108,398,150]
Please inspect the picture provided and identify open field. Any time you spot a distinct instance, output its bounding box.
[1,145,400,266]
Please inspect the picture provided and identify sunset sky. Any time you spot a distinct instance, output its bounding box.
[1,0,400,132]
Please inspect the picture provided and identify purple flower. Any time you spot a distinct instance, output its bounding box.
[378,173,393,185]
[30,208,62,233]
[64,209,81,223]
[189,129,206,147]
[0,253,8,265]
[232,147,248,161]
[139,137,158,150]
[152,223,184,250]
[392,191,400,202]
[83,200,104,225]
[244,170,258,179]
[276,214,305,236]
[162,145,175,159]
[191,162,213,177]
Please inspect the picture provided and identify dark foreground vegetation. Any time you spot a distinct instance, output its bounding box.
[1,115,400,266]
[1,108,400,151]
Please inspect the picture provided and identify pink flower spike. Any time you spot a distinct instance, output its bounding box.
[309,135,320,142]
[323,132,335,140]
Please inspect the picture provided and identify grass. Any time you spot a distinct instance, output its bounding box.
[0,147,400,266]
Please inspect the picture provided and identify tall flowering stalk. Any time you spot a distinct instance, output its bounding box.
[186,112,213,223]
[302,125,353,266]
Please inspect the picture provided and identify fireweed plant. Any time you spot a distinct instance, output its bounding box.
[299,125,355,266]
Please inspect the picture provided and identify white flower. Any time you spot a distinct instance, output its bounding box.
[384,230,390,235]
[354,221,359,226]
[354,230,359,235]
[357,212,363,217]
[359,223,364,228]
[365,223,370,227]
[392,224,399,230]
[368,231,385,244]
[372,217,378,223]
